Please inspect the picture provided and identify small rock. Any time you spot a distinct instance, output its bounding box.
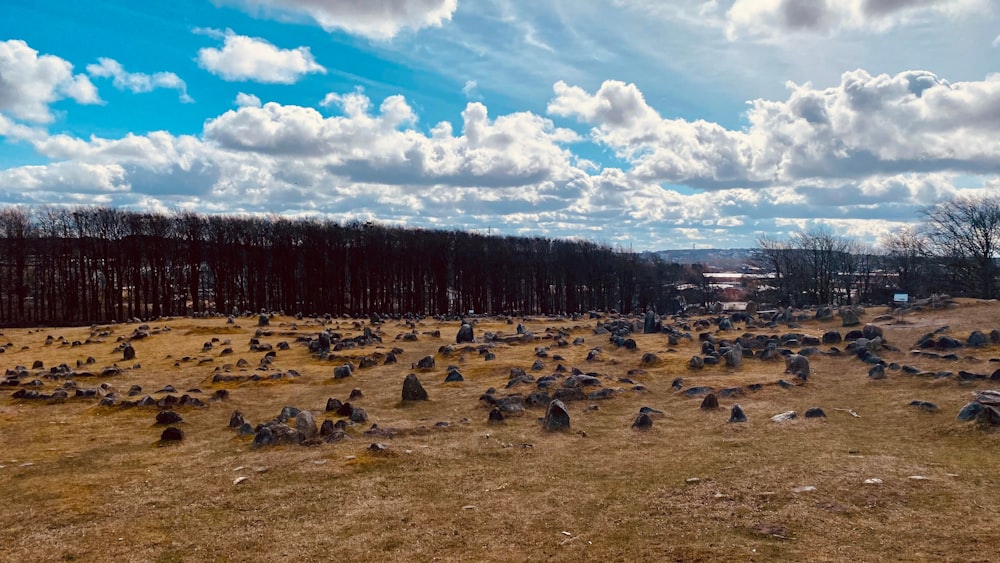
[729,404,747,423]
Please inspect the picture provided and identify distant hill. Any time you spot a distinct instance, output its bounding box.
[647,248,755,270]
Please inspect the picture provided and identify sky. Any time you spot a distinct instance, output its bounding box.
[1,0,998,250]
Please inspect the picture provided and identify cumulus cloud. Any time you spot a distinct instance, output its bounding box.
[205,90,580,187]
[0,39,100,123]
[235,92,262,108]
[197,30,325,84]
[3,76,995,249]
[725,0,984,40]
[548,69,1000,188]
[218,0,458,40]
[86,58,193,103]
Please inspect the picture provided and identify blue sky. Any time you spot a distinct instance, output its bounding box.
[1,0,998,249]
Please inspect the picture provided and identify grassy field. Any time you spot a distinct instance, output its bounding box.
[1,300,999,562]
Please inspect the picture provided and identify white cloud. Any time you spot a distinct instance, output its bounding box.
[0,39,100,124]
[197,30,326,84]
[86,58,193,103]
[993,34,1000,47]
[205,91,580,187]
[549,69,1000,188]
[218,0,458,40]
[235,92,262,108]
[4,79,996,250]
[462,80,480,100]
[725,0,986,41]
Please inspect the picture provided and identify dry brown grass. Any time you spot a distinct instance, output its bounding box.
[2,302,1000,562]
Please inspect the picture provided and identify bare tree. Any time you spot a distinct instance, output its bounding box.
[921,195,1000,299]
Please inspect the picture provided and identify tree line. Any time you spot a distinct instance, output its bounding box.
[0,207,687,326]
[752,194,1000,306]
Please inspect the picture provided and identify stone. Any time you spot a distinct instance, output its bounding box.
[258,314,269,327]
[840,307,861,327]
[294,411,318,440]
[237,422,255,436]
[729,404,747,423]
[957,402,985,422]
[908,400,938,412]
[416,355,435,370]
[868,364,886,380]
[444,369,464,382]
[122,344,135,361]
[804,407,826,418]
[784,354,809,380]
[968,331,989,348]
[333,364,353,379]
[700,393,719,410]
[542,399,571,431]
[771,410,797,423]
[402,373,429,401]
[822,331,842,344]
[325,398,343,412]
[160,427,184,442]
[643,309,658,334]
[456,323,475,344]
[349,388,364,400]
[641,352,659,365]
[815,306,833,320]
[488,407,505,424]
[632,412,654,430]
[319,419,336,437]
[155,410,183,425]
[251,422,303,448]
[723,343,743,368]
[683,386,713,397]
[639,406,665,418]
[862,324,883,341]
[689,356,704,369]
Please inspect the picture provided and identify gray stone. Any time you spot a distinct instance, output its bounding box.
[542,399,571,431]
[785,354,810,380]
[333,364,353,379]
[723,342,743,368]
[294,410,318,440]
[416,355,435,370]
[689,355,704,369]
[771,410,797,423]
[968,331,989,348]
[804,407,826,418]
[840,307,861,327]
[729,404,747,423]
[868,364,886,379]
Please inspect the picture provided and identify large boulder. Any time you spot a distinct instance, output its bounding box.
[402,373,429,402]
[456,323,475,344]
[723,343,743,368]
[968,331,989,348]
[643,309,658,334]
[840,307,861,327]
[294,410,318,440]
[542,400,571,431]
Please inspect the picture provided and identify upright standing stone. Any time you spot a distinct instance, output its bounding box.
[729,404,747,423]
[543,399,571,431]
[402,373,429,401]
[456,323,475,344]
